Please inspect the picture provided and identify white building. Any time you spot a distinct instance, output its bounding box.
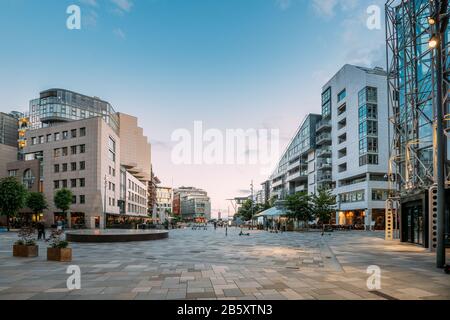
[322,65,390,229]
[268,65,390,229]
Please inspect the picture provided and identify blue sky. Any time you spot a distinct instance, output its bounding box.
[0,0,386,217]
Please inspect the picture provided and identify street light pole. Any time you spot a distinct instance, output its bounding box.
[104,175,107,230]
[431,0,448,268]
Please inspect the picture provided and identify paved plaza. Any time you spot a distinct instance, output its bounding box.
[0,227,449,300]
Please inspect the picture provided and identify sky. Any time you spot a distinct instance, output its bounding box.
[0,0,387,218]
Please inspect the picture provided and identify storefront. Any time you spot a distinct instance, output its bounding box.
[337,210,366,228]
[70,212,86,229]
[400,192,429,247]
[106,214,150,228]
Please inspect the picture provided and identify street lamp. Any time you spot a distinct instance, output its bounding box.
[429,35,439,48]
[104,175,107,229]
[428,1,448,268]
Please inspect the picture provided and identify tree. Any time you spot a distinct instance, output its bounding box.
[285,192,312,228]
[26,192,48,217]
[311,189,336,226]
[54,189,73,217]
[0,177,28,231]
[237,199,255,221]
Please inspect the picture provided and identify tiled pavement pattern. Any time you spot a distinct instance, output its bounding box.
[0,227,449,300]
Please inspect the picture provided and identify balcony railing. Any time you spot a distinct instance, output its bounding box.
[317,161,332,170]
[317,173,332,182]
[316,133,332,145]
[317,147,332,158]
[315,119,331,133]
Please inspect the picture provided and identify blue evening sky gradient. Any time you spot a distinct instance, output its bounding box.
[0,0,386,216]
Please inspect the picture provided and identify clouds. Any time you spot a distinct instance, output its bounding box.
[311,0,358,17]
[275,0,292,11]
[113,28,126,39]
[111,0,133,12]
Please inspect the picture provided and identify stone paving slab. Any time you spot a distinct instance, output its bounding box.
[0,228,449,300]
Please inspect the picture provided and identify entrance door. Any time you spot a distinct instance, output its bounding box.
[94,216,100,229]
[405,203,424,245]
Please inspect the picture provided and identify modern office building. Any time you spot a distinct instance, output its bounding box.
[386,0,450,247]
[21,116,120,228]
[173,187,211,221]
[0,112,19,147]
[269,114,321,199]
[5,89,153,229]
[267,65,390,229]
[155,186,173,222]
[28,88,119,133]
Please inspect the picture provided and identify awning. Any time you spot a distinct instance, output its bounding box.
[253,206,287,218]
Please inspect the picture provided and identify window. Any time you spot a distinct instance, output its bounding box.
[31,137,37,145]
[54,164,60,173]
[108,137,116,162]
[8,170,17,177]
[54,132,60,141]
[71,179,77,188]
[79,178,85,187]
[62,180,68,188]
[54,148,61,158]
[112,168,116,177]
[62,147,68,156]
[62,163,68,172]
[72,195,77,204]
[359,154,378,166]
[80,144,86,153]
[338,103,346,116]
[80,195,85,204]
[80,127,86,137]
[54,180,60,189]
[39,136,44,144]
[46,134,52,142]
[71,146,77,155]
[321,87,331,118]
[62,131,68,140]
[372,189,389,201]
[337,89,346,102]
[79,161,85,170]
[71,129,77,138]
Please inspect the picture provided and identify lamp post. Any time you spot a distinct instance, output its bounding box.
[104,175,107,230]
[429,0,448,268]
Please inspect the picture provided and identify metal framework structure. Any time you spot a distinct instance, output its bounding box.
[386,0,449,198]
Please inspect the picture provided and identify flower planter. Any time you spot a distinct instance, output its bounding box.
[47,247,72,262]
[13,245,39,258]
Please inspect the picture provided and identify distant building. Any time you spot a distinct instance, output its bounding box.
[173,187,211,221]
[155,186,172,222]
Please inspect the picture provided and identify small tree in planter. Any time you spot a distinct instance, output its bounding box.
[47,229,72,262]
[311,189,336,232]
[13,226,38,257]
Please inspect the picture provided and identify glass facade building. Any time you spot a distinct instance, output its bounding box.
[386,0,450,247]
[29,89,119,133]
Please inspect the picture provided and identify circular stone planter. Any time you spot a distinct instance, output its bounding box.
[66,229,169,243]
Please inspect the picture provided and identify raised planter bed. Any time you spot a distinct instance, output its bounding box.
[13,245,39,258]
[47,247,72,262]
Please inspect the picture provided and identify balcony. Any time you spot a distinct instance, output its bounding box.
[316,147,332,158]
[315,119,331,133]
[316,133,332,145]
[317,173,332,183]
[287,169,308,182]
[317,160,332,170]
